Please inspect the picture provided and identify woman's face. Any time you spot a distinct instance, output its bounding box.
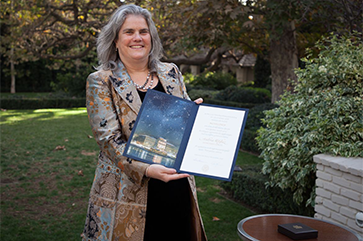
[115,14,151,66]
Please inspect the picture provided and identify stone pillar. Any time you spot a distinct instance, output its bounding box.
[314,154,363,237]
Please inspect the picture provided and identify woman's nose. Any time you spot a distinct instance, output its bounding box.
[133,32,142,41]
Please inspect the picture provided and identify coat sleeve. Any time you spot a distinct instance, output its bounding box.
[86,71,148,186]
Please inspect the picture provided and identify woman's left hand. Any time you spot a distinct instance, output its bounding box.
[194,98,203,105]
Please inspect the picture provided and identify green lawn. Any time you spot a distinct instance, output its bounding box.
[0,108,262,241]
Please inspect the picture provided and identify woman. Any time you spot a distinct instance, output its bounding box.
[82,4,207,241]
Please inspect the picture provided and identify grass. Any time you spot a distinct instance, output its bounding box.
[0,108,263,241]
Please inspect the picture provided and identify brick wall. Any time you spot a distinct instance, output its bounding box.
[314,154,363,237]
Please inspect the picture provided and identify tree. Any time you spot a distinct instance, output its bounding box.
[137,0,305,101]
[2,0,361,97]
[257,33,363,206]
[1,0,33,93]
[20,0,120,60]
[0,0,119,93]
[139,0,362,102]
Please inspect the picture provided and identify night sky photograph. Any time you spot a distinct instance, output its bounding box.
[132,90,194,148]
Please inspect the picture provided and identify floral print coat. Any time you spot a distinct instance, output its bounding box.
[82,61,207,241]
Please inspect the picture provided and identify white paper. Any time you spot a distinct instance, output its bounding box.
[180,105,246,178]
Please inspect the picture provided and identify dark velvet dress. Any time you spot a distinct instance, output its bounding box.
[137,81,193,241]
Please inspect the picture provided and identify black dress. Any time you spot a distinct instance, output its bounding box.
[137,81,192,241]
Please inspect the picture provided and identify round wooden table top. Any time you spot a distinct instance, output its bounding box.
[237,214,362,241]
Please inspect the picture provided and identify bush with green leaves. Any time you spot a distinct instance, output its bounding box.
[184,71,237,90]
[187,89,218,101]
[51,60,96,97]
[241,103,279,154]
[215,85,271,104]
[257,33,363,206]
[220,168,314,216]
[245,103,279,131]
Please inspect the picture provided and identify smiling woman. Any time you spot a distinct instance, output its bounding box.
[82,4,207,241]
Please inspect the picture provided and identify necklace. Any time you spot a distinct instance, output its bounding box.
[133,71,150,89]
[134,72,154,90]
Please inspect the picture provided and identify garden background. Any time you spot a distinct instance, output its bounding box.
[1,0,362,240]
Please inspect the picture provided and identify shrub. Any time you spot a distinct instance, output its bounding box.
[253,54,271,88]
[257,33,363,206]
[52,72,87,97]
[245,103,279,130]
[240,129,260,154]
[220,168,314,216]
[202,98,257,109]
[187,89,218,101]
[0,94,86,109]
[215,85,271,104]
[240,104,279,154]
[184,71,237,90]
[51,60,95,97]
[1,59,55,92]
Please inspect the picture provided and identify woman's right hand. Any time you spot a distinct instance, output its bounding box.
[146,164,190,183]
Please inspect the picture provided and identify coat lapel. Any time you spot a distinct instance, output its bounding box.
[110,61,142,114]
[157,63,184,98]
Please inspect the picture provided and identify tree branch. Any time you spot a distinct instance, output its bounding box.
[162,47,216,65]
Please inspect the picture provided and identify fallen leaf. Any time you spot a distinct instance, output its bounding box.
[1,109,7,111]
[55,145,66,151]
[81,150,97,156]
[213,217,220,221]
[210,197,222,203]
[64,139,69,142]
[87,134,93,139]
[78,170,84,176]
[197,187,205,193]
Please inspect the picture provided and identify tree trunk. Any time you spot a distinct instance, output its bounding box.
[10,0,16,94]
[269,21,298,103]
[10,47,16,94]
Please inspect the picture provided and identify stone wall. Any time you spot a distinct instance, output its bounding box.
[314,154,363,237]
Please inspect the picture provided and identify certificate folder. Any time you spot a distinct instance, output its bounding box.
[123,89,249,181]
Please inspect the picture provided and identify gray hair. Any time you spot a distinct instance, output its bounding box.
[96,4,163,71]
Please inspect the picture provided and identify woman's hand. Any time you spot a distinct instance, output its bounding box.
[146,164,189,183]
[194,98,203,105]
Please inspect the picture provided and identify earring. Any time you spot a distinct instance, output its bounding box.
[115,48,118,52]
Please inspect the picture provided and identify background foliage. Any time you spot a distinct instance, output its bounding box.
[257,33,363,206]
[215,85,271,104]
[184,71,238,90]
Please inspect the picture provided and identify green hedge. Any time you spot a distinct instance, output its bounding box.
[187,89,219,101]
[184,72,237,90]
[220,167,314,216]
[241,103,279,154]
[0,98,86,109]
[240,129,260,154]
[215,85,271,104]
[203,98,257,109]
[245,103,279,130]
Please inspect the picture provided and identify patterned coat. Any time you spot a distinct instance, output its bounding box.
[82,60,207,241]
